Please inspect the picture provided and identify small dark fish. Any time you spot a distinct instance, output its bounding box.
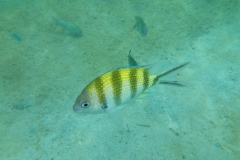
[52,18,82,37]
[13,104,30,110]
[10,33,22,42]
[133,16,148,37]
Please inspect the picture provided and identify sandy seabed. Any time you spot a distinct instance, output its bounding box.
[0,0,239,159]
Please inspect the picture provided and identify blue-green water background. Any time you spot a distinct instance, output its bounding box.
[0,0,240,159]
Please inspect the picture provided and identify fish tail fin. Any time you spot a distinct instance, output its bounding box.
[51,17,59,25]
[158,80,185,86]
[153,62,190,85]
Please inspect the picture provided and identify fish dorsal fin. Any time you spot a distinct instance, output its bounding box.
[128,50,138,66]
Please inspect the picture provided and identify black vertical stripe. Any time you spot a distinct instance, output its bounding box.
[94,76,106,106]
[111,70,122,105]
[129,68,137,99]
[143,69,149,90]
[153,75,160,85]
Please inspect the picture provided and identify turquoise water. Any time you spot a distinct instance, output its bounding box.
[1,0,240,159]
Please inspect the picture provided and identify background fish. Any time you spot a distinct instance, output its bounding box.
[133,16,148,37]
[9,33,22,42]
[51,18,82,37]
[73,54,189,126]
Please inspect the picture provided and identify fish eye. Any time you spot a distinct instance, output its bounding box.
[81,101,90,108]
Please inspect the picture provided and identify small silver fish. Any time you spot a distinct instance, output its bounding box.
[52,18,82,37]
[73,53,189,126]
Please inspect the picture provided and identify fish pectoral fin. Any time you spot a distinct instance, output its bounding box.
[105,108,123,128]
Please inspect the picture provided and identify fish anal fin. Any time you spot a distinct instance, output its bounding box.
[138,91,151,99]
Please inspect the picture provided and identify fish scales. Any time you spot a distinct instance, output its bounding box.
[85,67,156,109]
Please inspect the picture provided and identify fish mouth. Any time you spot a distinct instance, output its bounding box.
[73,104,81,112]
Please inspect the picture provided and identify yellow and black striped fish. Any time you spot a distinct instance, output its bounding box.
[73,52,189,125]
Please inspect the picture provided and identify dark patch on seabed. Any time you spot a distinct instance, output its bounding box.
[12,103,31,110]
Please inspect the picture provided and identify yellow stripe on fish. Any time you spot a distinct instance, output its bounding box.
[73,66,180,112]
[84,67,157,109]
[73,53,189,126]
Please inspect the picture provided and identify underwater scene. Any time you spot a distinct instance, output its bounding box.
[0,0,240,159]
